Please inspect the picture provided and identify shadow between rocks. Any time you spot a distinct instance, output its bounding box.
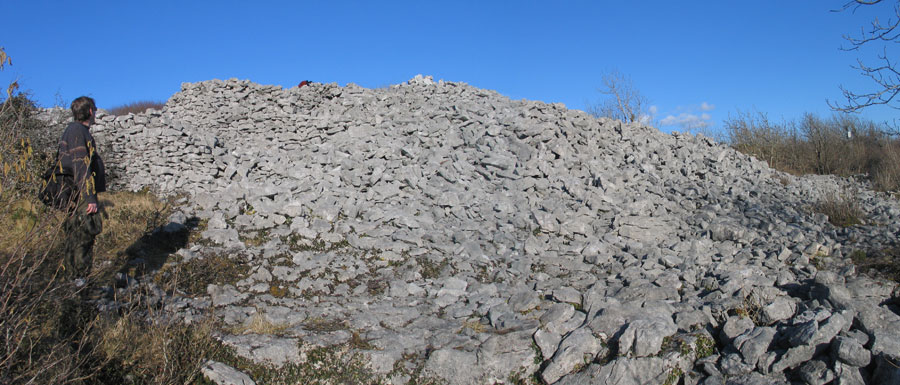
[118,216,200,282]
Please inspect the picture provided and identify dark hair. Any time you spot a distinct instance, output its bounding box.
[71,96,96,122]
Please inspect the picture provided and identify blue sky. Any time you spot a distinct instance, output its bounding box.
[0,1,896,134]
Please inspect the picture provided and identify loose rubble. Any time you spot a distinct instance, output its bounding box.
[79,74,899,383]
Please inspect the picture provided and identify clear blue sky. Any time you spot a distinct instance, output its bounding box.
[1,1,896,134]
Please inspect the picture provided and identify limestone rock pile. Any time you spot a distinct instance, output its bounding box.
[89,75,900,384]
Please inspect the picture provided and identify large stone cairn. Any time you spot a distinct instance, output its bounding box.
[87,75,900,384]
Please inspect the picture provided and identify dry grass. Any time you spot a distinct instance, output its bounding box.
[850,249,900,283]
[232,312,290,335]
[0,142,210,384]
[303,317,348,333]
[0,187,214,384]
[93,190,174,279]
[154,251,250,296]
[96,191,170,253]
[459,318,489,334]
[106,100,166,116]
[815,192,865,228]
[94,312,223,384]
[0,196,66,256]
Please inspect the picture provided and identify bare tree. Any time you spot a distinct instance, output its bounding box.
[589,70,652,125]
[831,0,900,112]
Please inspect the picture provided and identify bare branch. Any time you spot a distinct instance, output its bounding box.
[590,70,650,125]
[841,5,900,49]
[836,0,887,13]
[832,0,900,112]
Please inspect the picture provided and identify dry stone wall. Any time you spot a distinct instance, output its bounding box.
[85,75,900,384]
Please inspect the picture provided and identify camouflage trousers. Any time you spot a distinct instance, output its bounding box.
[61,201,103,279]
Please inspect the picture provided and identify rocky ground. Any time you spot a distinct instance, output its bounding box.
[74,75,900,384]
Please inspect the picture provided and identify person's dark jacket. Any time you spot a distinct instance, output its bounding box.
[58,121,106,205]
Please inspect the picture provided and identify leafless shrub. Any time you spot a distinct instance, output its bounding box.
[588,70,652,125]
[727,110,900,191]
[107,100,165,116]
[870,140,900,191]
[0,52,95,383]
[724,110,806,173]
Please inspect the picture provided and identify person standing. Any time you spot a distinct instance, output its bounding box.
[58,96,106,280]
